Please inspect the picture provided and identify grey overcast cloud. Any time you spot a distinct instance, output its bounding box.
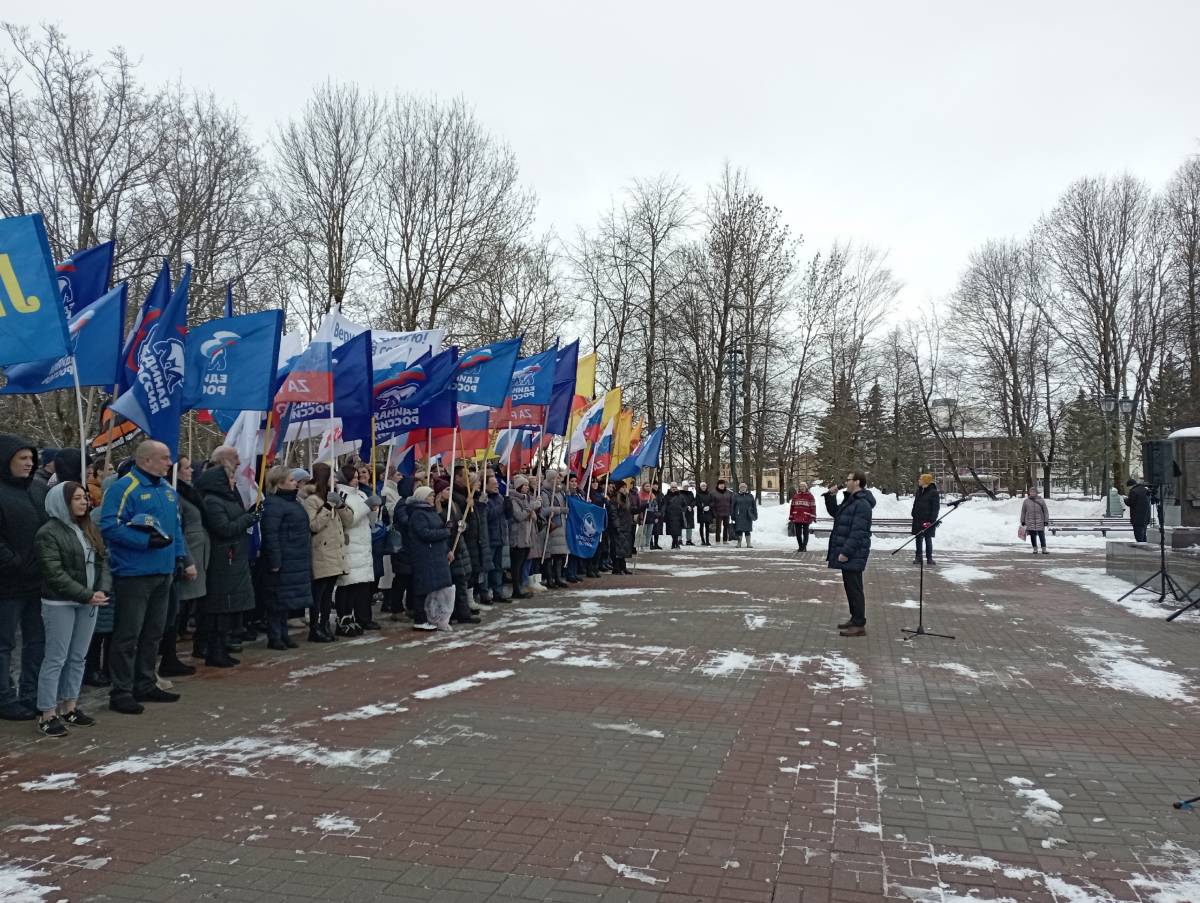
[9,0,1200,306]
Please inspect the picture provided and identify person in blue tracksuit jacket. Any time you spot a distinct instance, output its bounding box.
[824,470,875,637]
[100,441,193,715]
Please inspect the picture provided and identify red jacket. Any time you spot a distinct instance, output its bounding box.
[789,491,816,524]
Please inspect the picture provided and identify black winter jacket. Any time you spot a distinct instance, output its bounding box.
[694,489,715,524]
[259,489,313,611]
[911,484,941,536]
[195,466,257,614]
[1124,484,1152,527]
[709,487,734,519]
[825,489,876,572]
[662,490,687,535]
[0,435,47,596]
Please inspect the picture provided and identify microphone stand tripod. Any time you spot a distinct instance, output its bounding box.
[892,498,969,641]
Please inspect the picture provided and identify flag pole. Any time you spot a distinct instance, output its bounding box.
[371,415,378,491]
[425,428,433,485]
[444,426,458,524]
[257,413,273,502]
[70,358,88,488]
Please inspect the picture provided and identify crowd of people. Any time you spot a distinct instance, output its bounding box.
[0,436,770,737]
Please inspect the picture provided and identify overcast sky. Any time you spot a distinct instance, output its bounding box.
[12,1,1200,309]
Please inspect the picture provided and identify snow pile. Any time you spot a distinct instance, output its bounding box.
[314,814,359,834]
[1004,777,1063,825]
[0,864,57,901]
[753,493,1109,552]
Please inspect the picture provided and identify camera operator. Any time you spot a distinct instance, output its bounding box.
[1123,478,1152,543]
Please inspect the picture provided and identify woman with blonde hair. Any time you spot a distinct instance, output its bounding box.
[302,462,351,642]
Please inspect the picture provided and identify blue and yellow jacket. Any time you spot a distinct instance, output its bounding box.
[100,466,186,576]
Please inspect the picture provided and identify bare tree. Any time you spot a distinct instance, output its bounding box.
[367,95,534,331]
[272,80,381,314]
[1165,156,1200,426]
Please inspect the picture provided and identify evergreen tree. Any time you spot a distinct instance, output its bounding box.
[858,382,887,489]
[1141,356,1188,442]
[1059,390,1105,494]
[814,377,859,485]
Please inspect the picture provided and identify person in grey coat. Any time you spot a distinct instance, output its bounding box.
[539,470,569,588]
[731,482,758,547]
[1020,486,1050,554]
[508,475,536,598]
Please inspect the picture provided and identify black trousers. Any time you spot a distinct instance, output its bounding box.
[265,609,292,643]
[451,573,473,621]
[841,569,866,627]
[109,573,173,699]
[612,556,627,574]
[310,576,337,630]
[914,534,933,560]
[1028,530,1046,550]
[159,581,182,662]
[339,583,373,625]
[714,517,731,542]
[203,612,236,659]
[510,546,530,592]
[1133,522,1148,543]
[699,522,710,544]
[793,523,810,550]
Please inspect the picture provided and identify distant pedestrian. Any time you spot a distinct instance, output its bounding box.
[788,483,816,552]
[1123,478,1152,543]
[1020,486,1050,555]
[824,471,875,637]
[910,474,940,565]
[694,481,714,546]
[710,480,733,543]
[663,483,686,549]
[731,482,758,548]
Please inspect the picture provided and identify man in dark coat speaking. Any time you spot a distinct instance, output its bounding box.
[824,471,875,637]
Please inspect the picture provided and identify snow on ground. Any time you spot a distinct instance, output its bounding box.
[412,670,515,699]
[0,864,58,901]
[936,564,996,586]
[1004,777,1064,825]
[751,493,1109,553]
[1068,628,1196,703]
[1050,568,1171,619]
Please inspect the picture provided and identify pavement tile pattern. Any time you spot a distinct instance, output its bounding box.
[3,545,1200,902]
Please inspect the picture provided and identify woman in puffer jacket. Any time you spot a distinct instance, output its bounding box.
[301,463,352,642]
[335,464,378,633]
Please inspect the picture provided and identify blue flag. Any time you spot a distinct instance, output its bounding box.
[333,330,374,447]
[183,310,284,412]
[451,336,522,407]
[374,346,459,442]
[566,495,607,559]
[635,424,666,469]
[509,344,558,405]
[609,454,641,483]
[1,283,127,394]
[117,260,171,396]
[545,339,579,435]
[110,265,191,456]
[56,241,114,317]
[0,214,72,366]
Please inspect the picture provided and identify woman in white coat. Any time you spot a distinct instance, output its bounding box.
[334,464,379,634]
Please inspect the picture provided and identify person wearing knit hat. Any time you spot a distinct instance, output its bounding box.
[289,468,311,485]
[911,473,940,566]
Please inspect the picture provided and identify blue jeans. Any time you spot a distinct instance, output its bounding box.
[0,593,44,711]
[38,603,98,712]
[566,556,579,580]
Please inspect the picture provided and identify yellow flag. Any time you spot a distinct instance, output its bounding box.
[614,409,634,464]
[576,353,597,402]
[602,387,622,429]
[630,415,644,450]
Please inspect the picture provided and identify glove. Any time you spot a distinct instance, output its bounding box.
[457,521,468,534]
[532,499,542,510]
[148,532,173,549]
[922,522,932,529]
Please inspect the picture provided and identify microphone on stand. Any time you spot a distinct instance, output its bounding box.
[946,497,969,509]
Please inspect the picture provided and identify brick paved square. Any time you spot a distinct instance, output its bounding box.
[4,546,1200,901]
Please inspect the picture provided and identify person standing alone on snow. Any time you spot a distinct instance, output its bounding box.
[825,472,875,637]
[788,483,816,552]
[1020,486,1050,555]
[910,473,940,566]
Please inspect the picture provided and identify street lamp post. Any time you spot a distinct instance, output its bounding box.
[728,345,743,487]
[1098,392,1116,512]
